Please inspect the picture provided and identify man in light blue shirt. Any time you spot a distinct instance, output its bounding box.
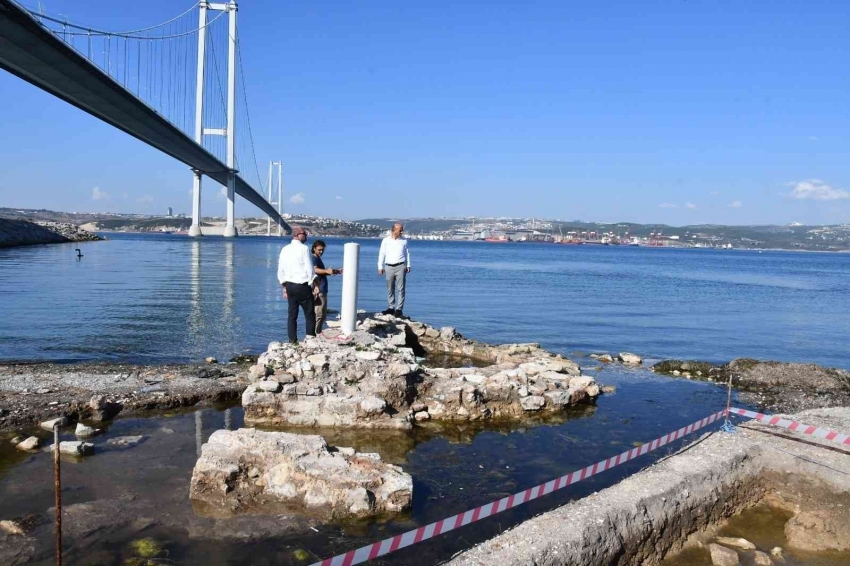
[378,222,411,318]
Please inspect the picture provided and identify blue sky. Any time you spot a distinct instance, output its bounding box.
[1,0,848,224]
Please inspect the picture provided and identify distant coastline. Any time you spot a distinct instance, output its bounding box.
[3,207,849,252]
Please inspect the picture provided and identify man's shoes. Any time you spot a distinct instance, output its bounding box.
[382,308,395,315]
[394,309,406,319]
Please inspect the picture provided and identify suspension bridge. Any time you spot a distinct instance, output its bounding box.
[0,0,289,236]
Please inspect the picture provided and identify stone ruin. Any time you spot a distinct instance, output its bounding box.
[192,314,603,521]
[190,429,412,520]
[242,314,602,430]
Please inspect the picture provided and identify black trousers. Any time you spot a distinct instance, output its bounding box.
[284,282,316,343]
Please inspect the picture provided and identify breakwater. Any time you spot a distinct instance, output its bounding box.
[0,218,102,248]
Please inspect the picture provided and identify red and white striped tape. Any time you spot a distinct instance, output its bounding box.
[309,409,727,566]
[729,407,850,446]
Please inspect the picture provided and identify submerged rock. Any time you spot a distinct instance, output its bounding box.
[190,429,412,519]
[59,441,94,457]
[15,436,40,451]
[652,359,721,377]
[618,352,642,365]
[40,416,68,430]
[75,423,100,438]
[107,435,147,448]
[785,508,850,552]
[708,543,740,566]
[715,536,755,550]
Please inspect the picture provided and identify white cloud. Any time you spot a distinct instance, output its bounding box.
[290,192,305,205]
[786,179,849,201]
[335,195,343,201]
[215,186,227,201]
[728,200,743,208]
[685,202,697,209]
[137,195,154,204]
[92,187,109,201]
[809,136,818,142]
[659,203,678,208]
[709,191,721,196]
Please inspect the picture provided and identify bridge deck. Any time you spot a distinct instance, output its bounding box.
[0,0,289,231]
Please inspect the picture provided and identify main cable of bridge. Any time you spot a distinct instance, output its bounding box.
[22,0,275,211]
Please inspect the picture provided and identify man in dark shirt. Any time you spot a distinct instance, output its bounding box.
[311,240,341,335]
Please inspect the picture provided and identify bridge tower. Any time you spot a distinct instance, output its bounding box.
[189,0,239,238]
[267,161,284,236]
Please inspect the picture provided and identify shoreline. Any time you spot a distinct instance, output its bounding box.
[0,360,249,431]
[2,325,847,432]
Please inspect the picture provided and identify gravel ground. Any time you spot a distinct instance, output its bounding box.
[0,361,251,431]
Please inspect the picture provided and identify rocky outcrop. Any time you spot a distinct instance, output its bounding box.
[242,314,600,429]
[653,358,850,412]
[617,352,642,365]
[651,359,721,379]
[0,218,102,248]
[190,428,412,519]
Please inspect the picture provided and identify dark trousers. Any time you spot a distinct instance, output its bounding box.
[284,282,316,343]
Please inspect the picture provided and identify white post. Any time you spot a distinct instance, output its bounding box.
[277,162,283,236]
[266,161,272,236]
[189,2,208,238]
[340,243,360,335]
[223,0,238,238]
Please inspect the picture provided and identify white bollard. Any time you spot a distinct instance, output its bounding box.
[340,243,360,335]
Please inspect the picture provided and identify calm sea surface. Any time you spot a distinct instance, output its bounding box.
[1,233,849,368]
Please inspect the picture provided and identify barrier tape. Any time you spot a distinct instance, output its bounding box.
[309,409,727,566]
[729,407,850,446]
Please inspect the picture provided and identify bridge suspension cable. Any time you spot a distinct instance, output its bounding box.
[25,2,204,38]
[22,0,270,197]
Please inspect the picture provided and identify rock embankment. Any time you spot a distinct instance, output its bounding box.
[0,218,102,248]
[190,429,412,520]
[652,358,850,413]
[243,314,601,430]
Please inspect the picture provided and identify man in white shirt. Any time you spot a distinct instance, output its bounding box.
[277,226,317,342]
[377,222,411,318]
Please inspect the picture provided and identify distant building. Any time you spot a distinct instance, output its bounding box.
[167,207,173,217]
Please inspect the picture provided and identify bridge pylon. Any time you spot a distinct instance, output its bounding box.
[267,161,283,236]
[189,0,240,238]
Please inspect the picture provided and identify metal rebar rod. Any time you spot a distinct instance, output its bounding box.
[53,424,62,566]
